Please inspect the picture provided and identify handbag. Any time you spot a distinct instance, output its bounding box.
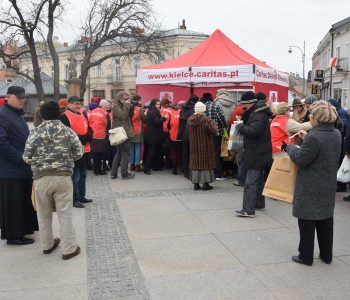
[337,156,350,183]
[262,156,298,203]
[228,123,243,152]
[220,136,229,157]
[109,127,128,146]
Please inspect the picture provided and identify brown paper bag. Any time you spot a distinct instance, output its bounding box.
[221,136,229,157]
[262,156,297,203]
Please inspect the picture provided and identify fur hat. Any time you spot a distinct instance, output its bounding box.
[194,102,206,114]
[40,101,60,120]
[276,102,289,115]
[309,100,338,124]
[241,91,257,104]
[7,86,26,97]
[256,92,267,101]
[216,88,229,97]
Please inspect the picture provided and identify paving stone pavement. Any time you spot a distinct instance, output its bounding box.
[85,174,151,300]
[2,168,350,299]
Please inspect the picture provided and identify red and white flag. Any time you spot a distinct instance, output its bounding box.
[329,57,337,67]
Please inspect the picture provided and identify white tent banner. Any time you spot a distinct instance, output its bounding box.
[255,66,289,87]
[137,65,254,84]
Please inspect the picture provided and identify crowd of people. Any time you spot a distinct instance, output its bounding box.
[0,85,349,266]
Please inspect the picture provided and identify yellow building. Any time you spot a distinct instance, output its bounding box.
[19,26,208,104]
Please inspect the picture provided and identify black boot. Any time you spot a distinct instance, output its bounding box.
[194,183,200,190]
[202,183,213,190]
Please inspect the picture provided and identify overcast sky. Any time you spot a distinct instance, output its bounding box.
[59,0,350,76]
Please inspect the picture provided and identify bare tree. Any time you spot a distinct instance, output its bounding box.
[0,0,63,101]
[47,0,61,100]
[76,0,165,98]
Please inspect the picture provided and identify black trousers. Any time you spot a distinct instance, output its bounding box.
[92,152,104,174]
[213,136,223,178]
[0,179,38,240]
[298,217,333,264]
[144,144,162,172]
[182,141,190,178]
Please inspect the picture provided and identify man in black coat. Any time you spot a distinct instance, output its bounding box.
[235,91,273,217]
[0,86,38,245]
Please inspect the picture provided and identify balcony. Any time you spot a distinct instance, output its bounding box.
[106,75,122,84]
[336,57,350,72]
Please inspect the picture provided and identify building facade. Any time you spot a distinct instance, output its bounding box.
[19,26,208,104]
[312,17,350,108]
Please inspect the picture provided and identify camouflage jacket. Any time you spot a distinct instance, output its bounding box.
[23,120,84,180]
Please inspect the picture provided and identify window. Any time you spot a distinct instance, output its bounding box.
[227,90,253,105]
[134,56,140,76]
[95,65,102,77]
[64,64,69,79]
[93,90,105,98]
[336,46,341,59]
[113,58,122,82]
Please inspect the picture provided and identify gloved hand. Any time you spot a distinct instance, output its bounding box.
[281,141,288,152]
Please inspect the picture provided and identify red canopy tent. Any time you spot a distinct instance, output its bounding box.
[136,29,288,103]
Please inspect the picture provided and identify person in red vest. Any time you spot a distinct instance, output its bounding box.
[88,99,111,175]
[0,98,5,107]
[270,102,294,157]
[60,96,93,208]
[167,102,182,174]
[160,97,173,170]
[130,95,146,172]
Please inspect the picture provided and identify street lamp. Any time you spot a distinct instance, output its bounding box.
[288,41,306,96]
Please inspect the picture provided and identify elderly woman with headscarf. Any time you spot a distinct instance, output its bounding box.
[143,99,168,175]
[186,102,218,190]
[281,100,341,266]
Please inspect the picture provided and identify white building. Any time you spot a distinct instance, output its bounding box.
[312,17,350,108]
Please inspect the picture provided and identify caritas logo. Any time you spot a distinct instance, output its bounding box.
[269,91,278,102]
[160,92,173,102]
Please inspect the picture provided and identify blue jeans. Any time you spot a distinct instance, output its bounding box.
[130,142,142,165]
[242,169,266,215]
[72,164,86,203]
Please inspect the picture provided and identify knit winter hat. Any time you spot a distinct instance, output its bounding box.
[304,95,318,105]
[276,102,289,116]
[240,91,257,104]
[194,102,206,114]
[309,100,337,124]
[99,99,109,109]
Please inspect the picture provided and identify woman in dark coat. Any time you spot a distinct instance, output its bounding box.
[143,99,167,175]
[284,100,342,266]
[186,102,217,190]
[178,95,198,178]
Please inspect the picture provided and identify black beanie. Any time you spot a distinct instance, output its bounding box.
[40,101,61,120]
[241,91,257,104]
[256,92,267,101]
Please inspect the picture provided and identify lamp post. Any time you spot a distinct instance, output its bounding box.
[288,41,306,96]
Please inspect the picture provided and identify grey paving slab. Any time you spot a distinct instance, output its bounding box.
[260,203,297,229]
[251,259,350,299]
[122,211,210,240]
[85,175,151,300]
[337,255,350,265]
[0,284,87,300]
[146,269,277,300]
[176,192,242,211]
[333,220,350,256]
[0,247,86,292]
[193,208,283,233]
[132,234,243,277]
[216,227,300,267]
[117,196,188,216]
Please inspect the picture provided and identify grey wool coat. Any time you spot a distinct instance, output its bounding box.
[286,124,341,220]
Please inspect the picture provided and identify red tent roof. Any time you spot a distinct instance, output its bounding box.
[143,29,271,69]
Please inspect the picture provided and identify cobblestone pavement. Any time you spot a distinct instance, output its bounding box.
[85,175,151,300]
